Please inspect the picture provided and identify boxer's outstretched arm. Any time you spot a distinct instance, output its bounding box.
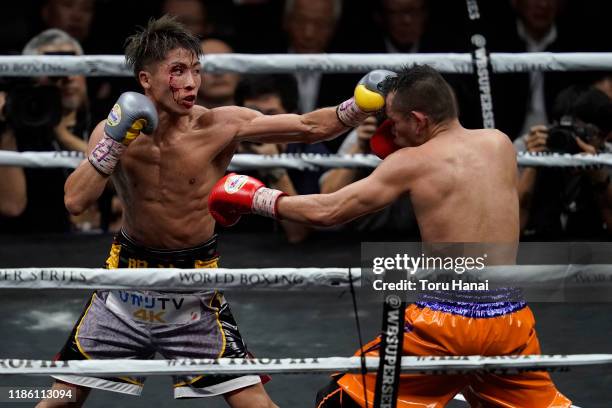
[233,106,348,144]
[276,152,413,226]
[232,69,396,144]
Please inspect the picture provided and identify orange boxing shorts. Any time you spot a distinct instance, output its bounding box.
[317,289,571,408]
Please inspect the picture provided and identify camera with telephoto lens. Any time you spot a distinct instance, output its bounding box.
[1,78,62,133]
[546,116,600,154]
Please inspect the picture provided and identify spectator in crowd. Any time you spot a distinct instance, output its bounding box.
[361,0,483,131]
[197,38,239,108]
[515,85,612,239]
[0,91,27,217]
[319,116,419,238]
[162,0,210,38]
[593,71,612,99]
[0,28,93,233]
[40,0,95,44]
[372,0,431,53]
[22,29,89,152]
[282,0,350,114]
[233,74,329,243]
[490,0,580,140]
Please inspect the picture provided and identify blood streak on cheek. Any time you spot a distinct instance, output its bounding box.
[168,72,186,105]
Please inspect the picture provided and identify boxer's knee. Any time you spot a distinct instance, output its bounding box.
[225,383,278,408]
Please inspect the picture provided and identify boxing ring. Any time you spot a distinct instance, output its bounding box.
[1,49,612,406]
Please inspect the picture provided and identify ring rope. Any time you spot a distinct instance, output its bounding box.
[0,267,353,290]
[0,265,610,290]
[1,354,610,376]
[0,53,611,76]
[1,151,611,170]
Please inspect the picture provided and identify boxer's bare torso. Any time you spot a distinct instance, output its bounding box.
[110,106,238,248]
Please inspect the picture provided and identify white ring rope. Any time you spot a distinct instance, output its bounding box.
[1,151,611,170]
[0,265,610,290]
[0,53,611,76]
[1,354,610,376]
[0,267,352,290]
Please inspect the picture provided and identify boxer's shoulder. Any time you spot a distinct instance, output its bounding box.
[208,105,261,125]
[480,128,515,157]
[456,128,513,153]
[469,128,510,142]
[189,105,211,125]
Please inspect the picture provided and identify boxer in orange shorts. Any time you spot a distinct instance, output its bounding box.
[321,291,568,407]
[209,65,571,407]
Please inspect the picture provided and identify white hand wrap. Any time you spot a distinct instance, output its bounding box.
[336,97,370,128]
[88,134,127,176]
[252,187,284,218]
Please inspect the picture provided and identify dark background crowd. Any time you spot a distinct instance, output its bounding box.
[0,0,611,242]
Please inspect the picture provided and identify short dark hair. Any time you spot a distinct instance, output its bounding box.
[573,88,612,134]
[384,65,457,123]
[553,85,612,133]
[124,15,202,77]
[551,85,588,121]
[234,74,299,113]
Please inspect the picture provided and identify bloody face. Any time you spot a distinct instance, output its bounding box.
[145,48,201,114]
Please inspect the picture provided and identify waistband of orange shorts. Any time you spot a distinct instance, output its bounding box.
[415,288,527,318]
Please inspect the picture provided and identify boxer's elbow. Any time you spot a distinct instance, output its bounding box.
[64,186,95,216]
[301,125,327,145]
[65,193,88,216]
[301,116,337,144]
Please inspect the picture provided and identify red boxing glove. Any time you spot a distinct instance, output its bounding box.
[369,119,400,159]
[208,173,286,227]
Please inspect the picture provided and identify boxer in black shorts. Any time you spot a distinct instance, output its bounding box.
[37,13,385,408]
[54,230,261,398]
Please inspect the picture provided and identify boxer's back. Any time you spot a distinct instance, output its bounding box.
[407,128,519,243]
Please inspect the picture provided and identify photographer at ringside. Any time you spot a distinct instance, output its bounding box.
[515,86,612,239]
[0,29,92,233]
